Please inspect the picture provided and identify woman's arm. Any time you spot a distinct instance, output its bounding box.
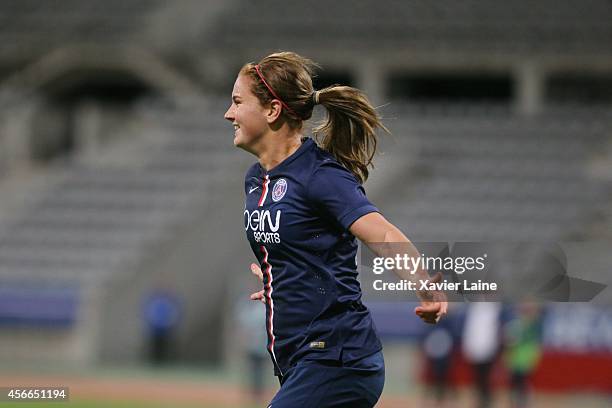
[350,212,448,324]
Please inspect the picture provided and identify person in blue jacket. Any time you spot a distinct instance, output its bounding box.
[225,51,447,408]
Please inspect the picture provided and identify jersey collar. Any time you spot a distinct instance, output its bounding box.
[258,137,314,176]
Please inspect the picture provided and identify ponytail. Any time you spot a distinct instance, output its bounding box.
[313,86,389,184]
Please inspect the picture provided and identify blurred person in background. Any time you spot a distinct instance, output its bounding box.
[143,285,182,365]
[225,51,447,407]
[237,297,270,403]
[420,310,462,408]
[503,303,543,408]
[462,302,503,408]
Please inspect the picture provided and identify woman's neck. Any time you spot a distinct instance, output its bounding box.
[257,131,303,172]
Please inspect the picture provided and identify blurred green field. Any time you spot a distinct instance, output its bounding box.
[3,401,259,408]
[2,360,610,408]
[6,402,190,408]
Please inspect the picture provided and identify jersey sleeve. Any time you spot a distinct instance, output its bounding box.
[307,161,379,230]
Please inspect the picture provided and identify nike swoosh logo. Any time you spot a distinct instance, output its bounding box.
[249,186,260,194]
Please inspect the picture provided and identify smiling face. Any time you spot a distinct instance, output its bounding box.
[224,74,270,153]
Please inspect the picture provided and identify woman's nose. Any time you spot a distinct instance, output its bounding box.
[224,106,234,121]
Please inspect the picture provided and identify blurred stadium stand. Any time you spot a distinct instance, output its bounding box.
[380,105,612,241]
[210,0,612,53]
[0,98,252,364]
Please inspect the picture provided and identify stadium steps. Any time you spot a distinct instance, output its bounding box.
[379,105,612,242]
[0,100,235,283]
[0,96,253,365]
[0,0,164,54]
[209,0,612,54]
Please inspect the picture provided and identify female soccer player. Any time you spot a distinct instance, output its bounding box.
[225,52,447,407]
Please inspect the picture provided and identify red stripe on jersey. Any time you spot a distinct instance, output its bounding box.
[260,245,282,375]
[258,175,269,207]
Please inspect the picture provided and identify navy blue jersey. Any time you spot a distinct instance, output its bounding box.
[243,137,382,377]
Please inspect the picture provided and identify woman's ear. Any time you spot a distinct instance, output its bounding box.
[266,100,283,124]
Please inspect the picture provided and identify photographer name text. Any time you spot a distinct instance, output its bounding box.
[373,279,497,292]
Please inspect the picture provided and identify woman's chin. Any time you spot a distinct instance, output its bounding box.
[233,134,242,147]
[234,136,249,151]
[233,132,259,154]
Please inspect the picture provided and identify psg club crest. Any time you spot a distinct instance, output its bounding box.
[272,178,288,202]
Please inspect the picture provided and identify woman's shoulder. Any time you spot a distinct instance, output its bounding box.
[311,142,347,170]
[310,144,359,183]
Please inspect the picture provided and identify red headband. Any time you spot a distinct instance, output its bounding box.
[254,64,299,118]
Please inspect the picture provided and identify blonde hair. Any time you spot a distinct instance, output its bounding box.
[240,52,388,184]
